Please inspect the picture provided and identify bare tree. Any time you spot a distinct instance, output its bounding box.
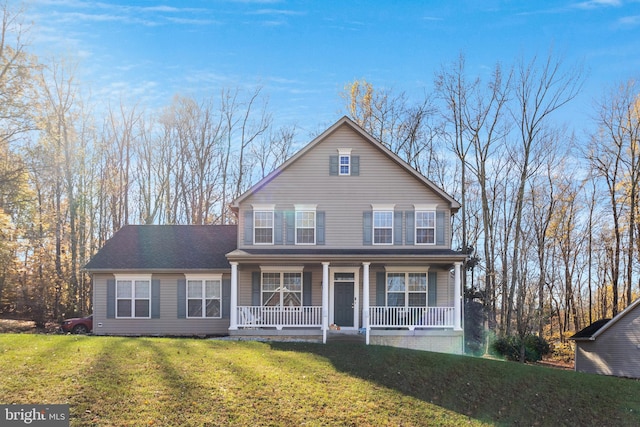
[586,80,640,315]
[219,87,271,224]
[506,52,583,335]
[252,125,297,179]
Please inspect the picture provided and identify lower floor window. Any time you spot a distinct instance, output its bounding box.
[262,272,302,307]
[387,272,427,307]
[187,278,222,318]
[116,278,150,318]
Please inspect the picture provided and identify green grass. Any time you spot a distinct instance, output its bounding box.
[0,335,638,426]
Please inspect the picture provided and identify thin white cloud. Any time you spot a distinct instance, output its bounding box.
[573,0,622,10]
[29,1,212,28]
[229,0,283,3]
[618,14,640,26]
[166,16,219,26]
[249,9,306,16]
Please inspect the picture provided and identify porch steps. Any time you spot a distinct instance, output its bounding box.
[326,330,366,344]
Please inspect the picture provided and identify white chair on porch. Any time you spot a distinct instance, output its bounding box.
[239,307,261,327]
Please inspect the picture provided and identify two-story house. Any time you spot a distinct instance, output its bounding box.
[85,117,467,354]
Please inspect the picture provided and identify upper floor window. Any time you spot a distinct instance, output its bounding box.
[338,148,352,176]
[186,276,222,318]
[415,211,436,245]
[339,155,350,175]
[253,205,274,244]
[116,275,151,318]
[330,149,358,176]
[373,210,393,245]
[295,208,316,245]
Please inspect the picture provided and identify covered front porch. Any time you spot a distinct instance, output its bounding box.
[227,259,464,346]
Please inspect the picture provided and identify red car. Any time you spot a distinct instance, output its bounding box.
[61,314,93,334]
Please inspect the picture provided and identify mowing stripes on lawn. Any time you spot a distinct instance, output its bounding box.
[0,335,639,426]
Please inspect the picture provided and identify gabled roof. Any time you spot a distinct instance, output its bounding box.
[84,225,237,272]
[570,297,640,341]
[231,116,460,211]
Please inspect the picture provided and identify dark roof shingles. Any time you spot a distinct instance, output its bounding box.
[84,225,237,271]
[570,318,611,340]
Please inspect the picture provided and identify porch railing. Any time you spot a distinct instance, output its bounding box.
[236,306,322,329]
[369,306,455,330]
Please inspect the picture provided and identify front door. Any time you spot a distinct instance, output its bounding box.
[334,282,354,327]
[333,271,356,328]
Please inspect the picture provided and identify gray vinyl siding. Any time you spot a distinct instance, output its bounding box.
[239,125,453,250]
[575,309,640,379]
[93,273,231,336]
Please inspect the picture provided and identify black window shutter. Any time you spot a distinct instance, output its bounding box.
[329,155,338,175]
[151,279,160,319]
[363,211,372,245]
[285,211,295,245]
[303,272,312,306]
[428,272,437,306]
[394,211,403,245]
[405,211,415,245]
[252,272,261,306]
[177,279,186,319]
[107,279,116,319]
[376,272,386,306]
[244,210,253,245]
[222,278,231,318]
[316,211,325,245]
[351,155,360,176]
[274,211,283,245]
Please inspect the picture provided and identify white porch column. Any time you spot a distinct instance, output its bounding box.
[322,262,330,344]
[362,262,370,345]
[454,261,463,331]
[229,262,238,330]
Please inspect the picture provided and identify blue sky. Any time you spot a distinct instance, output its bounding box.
[25,0,640,136]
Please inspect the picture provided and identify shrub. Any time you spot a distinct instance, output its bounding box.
[491,334,550,363]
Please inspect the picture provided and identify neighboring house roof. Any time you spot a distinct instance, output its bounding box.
[570,297,640,341]
[84,225,237,271]
[231,116,461,212]
[570,319,610,340]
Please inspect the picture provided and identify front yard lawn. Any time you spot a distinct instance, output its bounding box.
[0,334,638,426]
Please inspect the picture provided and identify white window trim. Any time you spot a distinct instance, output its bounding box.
[338,148,352,176]
[260,270,303,308]
[260,266,304,273]
[414,203,438,211]
[295,204,317,245]
[415,210,436,245]
[114,274,152,319]
[372,209,394,246]
[185,274,223,319]
[371,204,396,211]
[385,266,430,273]
[385,271,429,308]
[253,205,275,245]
